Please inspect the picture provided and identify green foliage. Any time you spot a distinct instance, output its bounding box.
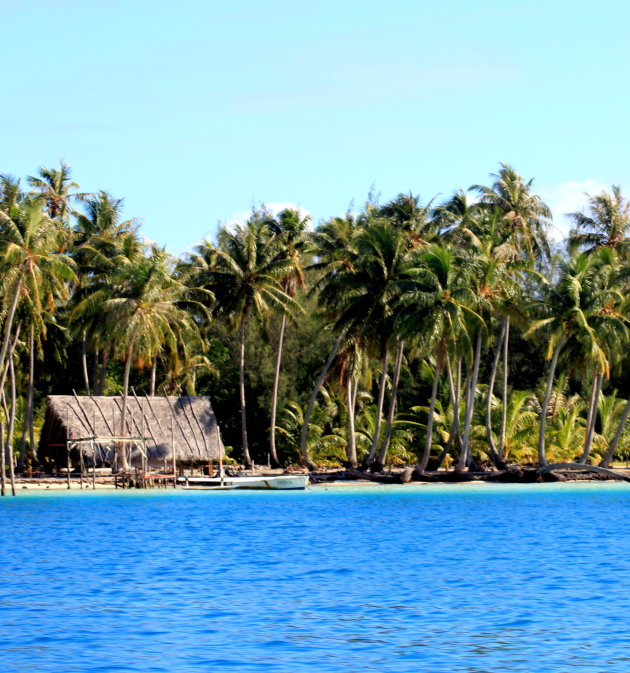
[0,162,629,473]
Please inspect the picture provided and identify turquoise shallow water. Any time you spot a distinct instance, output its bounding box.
[1,483,630,672]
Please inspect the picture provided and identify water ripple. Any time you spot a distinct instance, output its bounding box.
[2,483,630,671]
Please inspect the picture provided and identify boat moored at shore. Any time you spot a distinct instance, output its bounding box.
[177,474,309,490]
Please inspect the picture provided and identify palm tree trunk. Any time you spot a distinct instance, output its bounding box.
[19,324,36,469]
[150,357,157,397]
[118,337,135,472]
[457,372,472,472]
[0,280,21,382]
[0,329,19,494]
[269,314,286,467]
[599,396,630,468]
[8,356,17,495]
[28,394,36,466]
[434,355,461,469]
[499,318,510,458]
[346,372,358,468]
[238,315,252,468]
[458,331,482,472]
[537,341,563,467]
[1,398,11,495]
[0,326,20,494]
[98,347,110,395]
[366,345,389,467]
[351,369,359,410]
[81,332,90,396]
[485,320,507,470]
[377,340,404,470]
[579,371,603,464]
[453,356,463,449]
[0,421,5,497]
[92,348,100,394]
[300,331,343,469]
[419,349,444,473]
[581,369,598,452]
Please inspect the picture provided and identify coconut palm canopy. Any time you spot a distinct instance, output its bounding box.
[39,395,224,466]
[2,162,629,476]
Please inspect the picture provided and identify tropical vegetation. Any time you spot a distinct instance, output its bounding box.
[1,161,629,478]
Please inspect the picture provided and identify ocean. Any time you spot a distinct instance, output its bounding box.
[1,483,629,672]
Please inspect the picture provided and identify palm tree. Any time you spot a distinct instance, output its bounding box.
[433,189,481,240]
[569,185,630,255]
[0,174,24,212]
[27,161,88,225]
[472,163,552,262]
[378,192,435,243]
[77,248,199,469]
[72,191,140,394]
[472,167,551,464]
[397,244,477,472]
[0,198,76,388]
[267,208,310,466]
[600,394,630,468]
[463,214,523,468]
[300,213,363,468]
[526,253,627,465]
[192,218,297,467]
[321,221,409,469]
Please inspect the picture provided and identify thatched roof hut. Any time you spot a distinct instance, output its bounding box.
[39,395,224,468]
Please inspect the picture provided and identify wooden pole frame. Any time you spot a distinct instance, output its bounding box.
[1,421,6,497]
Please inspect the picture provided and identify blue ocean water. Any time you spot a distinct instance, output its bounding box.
[1,483,630,672]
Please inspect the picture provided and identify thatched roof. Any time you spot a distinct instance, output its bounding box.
[39,394,224,465]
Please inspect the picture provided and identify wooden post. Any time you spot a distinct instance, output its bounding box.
[171,416,176,488]
[141,413,147,477]
[1,421,6,497]
[216,423,223,485]
[8,428,16,497]
[92,440,96,490]
[92,411,97,490]
[66,444,71,489]
[66,406,71,490]
[79,442,84,489]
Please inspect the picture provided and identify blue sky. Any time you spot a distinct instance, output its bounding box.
[3,0,629,252]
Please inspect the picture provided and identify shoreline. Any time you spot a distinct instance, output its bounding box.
[4,464,630,493]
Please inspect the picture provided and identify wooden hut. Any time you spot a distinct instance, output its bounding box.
[39,395,224,470]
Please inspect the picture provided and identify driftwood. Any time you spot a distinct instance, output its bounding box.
[538,462,630,483]
[344,468,399,483]
[308,463,630,485]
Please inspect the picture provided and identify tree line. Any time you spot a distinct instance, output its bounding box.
[1,161,629,474]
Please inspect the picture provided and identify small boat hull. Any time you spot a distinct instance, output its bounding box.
[177,474,309,490]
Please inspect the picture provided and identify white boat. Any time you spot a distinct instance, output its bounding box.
[177,474,309,490]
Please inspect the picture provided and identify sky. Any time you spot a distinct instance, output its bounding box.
[2,0,629,253]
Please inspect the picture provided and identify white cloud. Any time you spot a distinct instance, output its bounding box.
[540,180,608,242]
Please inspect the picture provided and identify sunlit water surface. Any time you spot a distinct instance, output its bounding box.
[1,483,630,672]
